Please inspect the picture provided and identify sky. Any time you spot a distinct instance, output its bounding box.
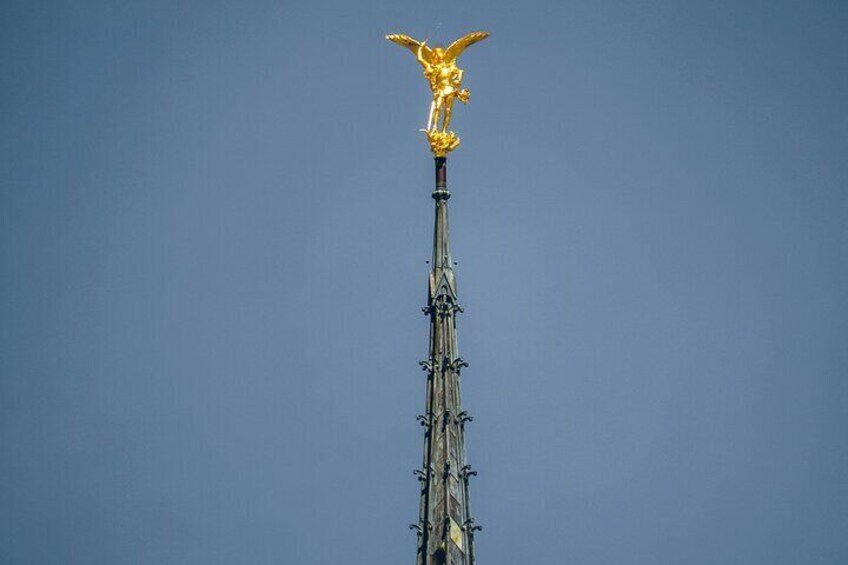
[1,0,847,563]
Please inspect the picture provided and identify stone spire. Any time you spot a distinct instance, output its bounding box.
[412,157,480,565]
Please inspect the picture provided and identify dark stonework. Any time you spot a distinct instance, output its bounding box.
[413,158,479,565]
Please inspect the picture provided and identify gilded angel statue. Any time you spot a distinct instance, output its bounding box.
[386,31,490,156]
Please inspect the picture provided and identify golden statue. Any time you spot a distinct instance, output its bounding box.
[386,31,490,156]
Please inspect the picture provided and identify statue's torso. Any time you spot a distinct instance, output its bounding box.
[426,63,461,97]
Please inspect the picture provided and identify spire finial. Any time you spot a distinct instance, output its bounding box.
[386,31,490,156]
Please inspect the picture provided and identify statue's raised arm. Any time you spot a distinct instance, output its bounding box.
[416,41,431,70]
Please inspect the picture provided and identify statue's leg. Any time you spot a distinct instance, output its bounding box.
[427,100,437,131]
[433,97,443,131]
[443,97,454,131]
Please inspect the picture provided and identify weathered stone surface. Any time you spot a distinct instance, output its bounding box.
[414,158,478,565]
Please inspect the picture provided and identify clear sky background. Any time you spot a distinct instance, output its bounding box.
[2,1,847,563]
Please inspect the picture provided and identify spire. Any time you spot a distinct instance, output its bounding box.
[413,157,480,565]
[430,157,458,307]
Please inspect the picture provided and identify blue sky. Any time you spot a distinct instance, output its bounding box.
[2,1,847,563]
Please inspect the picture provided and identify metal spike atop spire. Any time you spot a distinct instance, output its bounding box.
[412,156,480,565]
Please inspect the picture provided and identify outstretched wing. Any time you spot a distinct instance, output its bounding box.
[386,34,435,63]
[444,31,490,63]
